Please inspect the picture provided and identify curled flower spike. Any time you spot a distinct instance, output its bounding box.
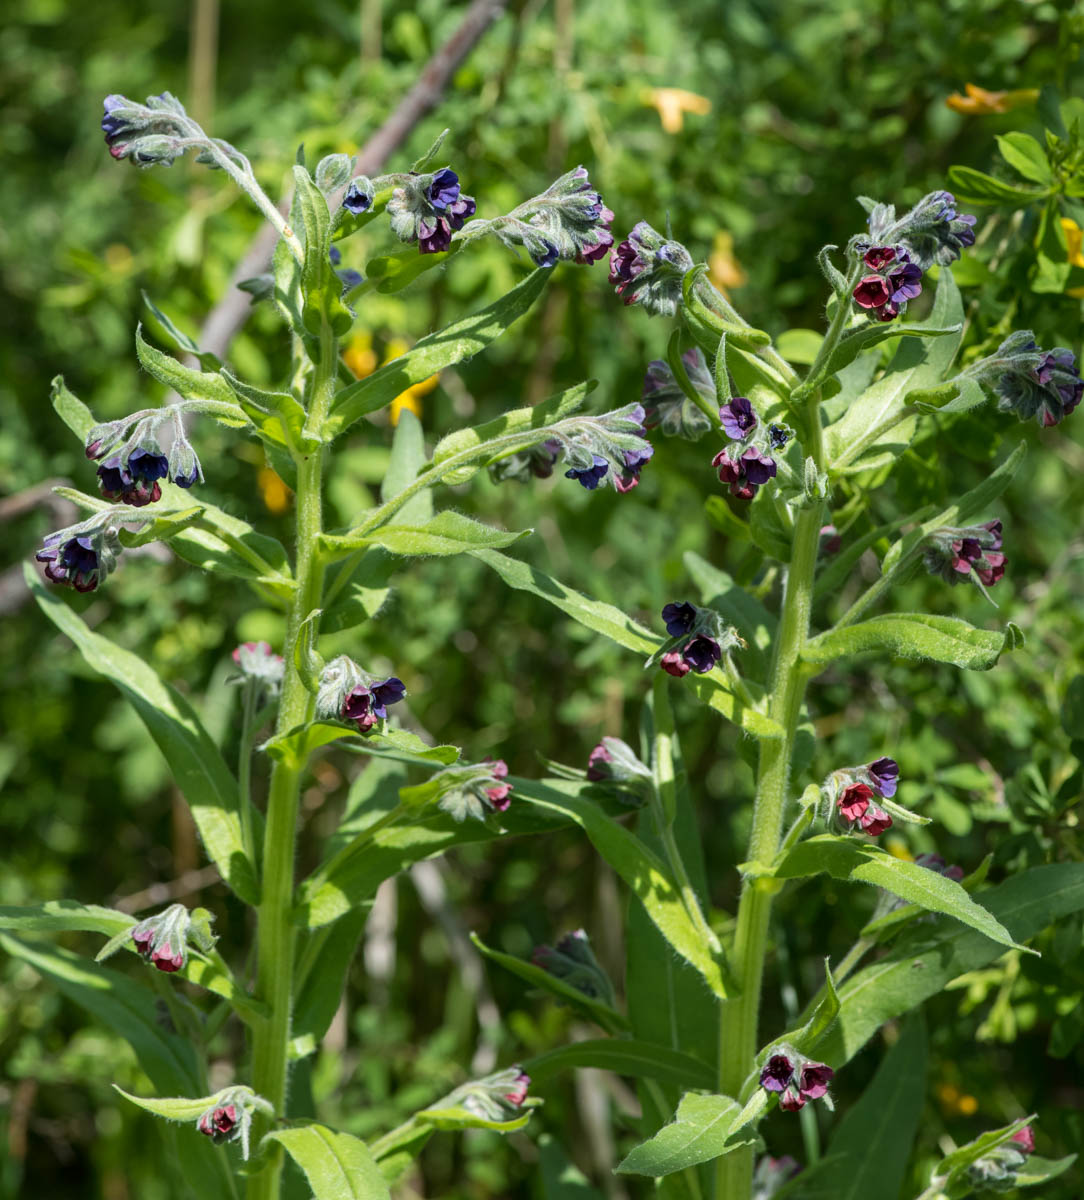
[852,245,923,322]
[609,221,694,316]
[967,1123,1035,1191]
[488,438,562,484]
[531,929,617,1005]
[430,759,516,823]
[100,92,190,167]
[641,349,714,440]
[713,445,778,500]
[759,1050,834,1112]
[923,521,1006,592]
[859,190,977,271]
[427,1066,536,1125]
[655,600,742,679]
[387,167,477,254]
[978,331,1084,427]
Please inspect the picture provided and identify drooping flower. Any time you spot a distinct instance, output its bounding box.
[609,221,694,316]
[565,454,610,490]
[640,349,714,441]
[860,191,977,270]
[192,1087,273,1159]
[852,245,923,322]
[759,1055,794,1093]
[197,1105,238,1143]
[712,445,778,500]
[341,176,374,214]
[531,928,616,1005]
[662,601,697,637]
[1010,1126,1035,1154]
[35,534,102,593]
[387,168,476,254]
[98,445,170,507]
[100,92,189,167]
[615,442,655,493]
[990,333,1084,427]
[867,757,899,799]
[660,650,692,677]
[923,520,1006,590]
[483,758,513,812]
[129,903,213,975]
[759,1051,834,1112]
[836,781,892,836]
[432,759,516,823]
[584,736,653,801]
[681,634,723,674]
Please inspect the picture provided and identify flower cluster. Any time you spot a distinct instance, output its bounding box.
[36,531,110,593]
[482,167,613,268]
[194,1087,273,1160]
[386,167,477,254]
[584,736,653,803]
[101,92,191,167]
[316,655,407,733]
[561,404,655,493]
[531,929,617,1006]
[711,397,787,501]
[429,759,514,823]
[609,221,694,316]
[830,756,900,837]
[86,409,203,504]
[130,903,214,974]
[923,520,1006,591]
[95,444,170,507]
[967,1125,1035,1192]
[851,245,923,322]
[655,600,743,678]
[230,641,285,694]
[640,349,714,440]
[980,332,1084,427]
[859,189,976,270]
[759,1049,834,1112]
[426,1066,534,1125]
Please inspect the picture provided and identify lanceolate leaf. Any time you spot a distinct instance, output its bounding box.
[811,318,960,394]
[0,901,131,938]
[320,511,532,561]
[946,164,1048,206]
[525,1039,713,1092]
[263,1124,391,1200]
[264,721,459,770]
[134,324,237,408]
[817,863,1084,1066]
[27,565,258,904]
[760,835,1025,950]
[803,613,1022,672]
[616,1093,751,1177]
[113,1086,226,1122]
[513,779,730,998]
[324,269,550,439]
[51,375,96,441]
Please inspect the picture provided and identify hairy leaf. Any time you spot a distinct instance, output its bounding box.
[804,613,1022,672]
[264,1124,390,1199]
[616,1093,751,1177]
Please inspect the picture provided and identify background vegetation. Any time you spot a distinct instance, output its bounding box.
[2,0,1082,1196]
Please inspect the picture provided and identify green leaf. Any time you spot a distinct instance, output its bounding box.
[933,1117,1035,1186]
[826,267,963,473]
[222,370,309,451]
[803,613,1022,672]
[322,548,398,633]
[325,269,550,439]
[429,381,594,484]
[470,934,629,1031]
[168,500,294,595]
[749,491,792,560]
[775,329,823,365]
[1014,1153,1078,1188]
[513,779,730,998]
[704,495,752,543]
[51,375,96,441]
[689,674,783,738]
[768,959,839,1062]
[812,319,960,394]
[27,565,257,904]
[469,548,660,654]
[816,863,1084,1066]
[381,409,432,524]
[320,511,531,561]
[786,1015,927,1200]
[945,165,1047,206]
[683,550,775,677]
[264,1124,390,1199]
[142,293,222,370]
[539,1136,606,1200]
[292,910,367,1052]
[0,901,132,938]
[264,721,459,770]
[113,1086,225,1122]
[417,1105,531,1134]
[996,132,1053,184]
[525,1039,713,1092]
[0,934,201,1092]
[365,245,457,293]
[135,324,237,407]
[880,442,1026,574]
[761,835,1026,950]
[616,1093,752,1177]
[907,375,988,415]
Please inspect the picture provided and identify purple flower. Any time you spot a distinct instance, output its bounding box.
[819,524,842,555]
[101,95,128,156]
[427,168,461,211]
[388,169,476,255]
[867,757,899,798]
[197,1104,239,1143]
[35,535,101,593]
[852,246,923,322]
[342,677,406,732]
[662,601,697,637]
[660,650,691,677]
[530,239,560,268]
[682,635,721,674]
[641,350,714,440]
[577,206,615,264]
[712,446,777,500]
[924,521,1007,589]
[767,424,789,450]
[615,442,654,493]
[897,190,977,268]
[798,1063,834,1100]
[838,782,873,824]
[586,742,613,781]
[565,455,609,490]
[720,396,757,440]
[342,178,374,214]
[97,446,168,507]
[759,1055,794,1093]
[483,758,513,811]
[609,221,693,316]
[994,336,1083,427]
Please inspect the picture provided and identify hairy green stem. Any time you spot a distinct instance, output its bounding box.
[245,319,337,1200]
[715,406,827,1199]
[237,680,258,875]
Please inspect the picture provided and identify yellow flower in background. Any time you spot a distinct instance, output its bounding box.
[884,838,914,862]
[644,87,712,134]
[382,336,439,426]
[343,331,377,380]
[1061,218,1084,269]
[945,83,1039,115]
[258,467,292,515]
[708,231,747,294]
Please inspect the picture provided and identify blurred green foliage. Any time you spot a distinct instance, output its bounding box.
[2,0,1082,1196]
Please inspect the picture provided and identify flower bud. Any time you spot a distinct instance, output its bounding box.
[342,176,375,214]
[230,642,285,693]
[584,736,652,804]
[531,929,617,1006]
[315,153,353,195]
[100,92,190,169]
[431,759,515,823]
[609,221,694,316]
[316,655,406,732]
[130,903,213,974]
[712,445,778,500]
[923,521,1006,590]
[972,331,1084,427]
[167,437,202,489]
[194,1086,274,1159]
[428,1066,534,1124]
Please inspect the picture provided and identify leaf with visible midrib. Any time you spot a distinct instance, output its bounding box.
[264,1124,390,1199]
[616,1093,748,1176]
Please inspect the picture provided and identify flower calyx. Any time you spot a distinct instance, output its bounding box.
[130,903,215,974]
[649,600,743,678]
[923,520,1006,599]
[386,167,477,254]
[316,655,406,734]
[585,736,653,804]
[816,757,916,838]
[195,1086,274,1159]
[426,1066,537,1125]
[424,758,514,824]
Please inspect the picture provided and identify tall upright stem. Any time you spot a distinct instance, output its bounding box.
[715,408,826,1200]
[246,318,337,1200]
